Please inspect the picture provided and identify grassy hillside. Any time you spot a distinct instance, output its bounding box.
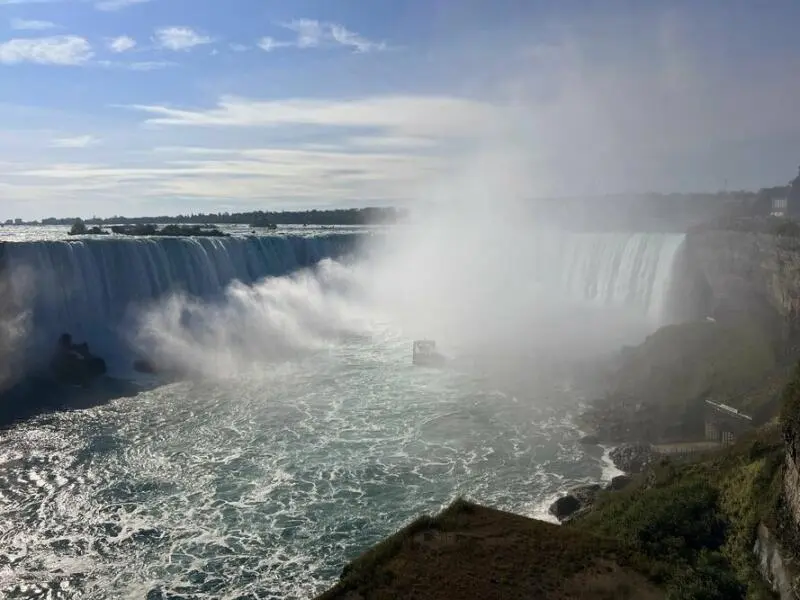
[316,499,665,600]
[610,321,776,412]
[584,320,786,441]
[572,426,784,599]
[317,426,785,600]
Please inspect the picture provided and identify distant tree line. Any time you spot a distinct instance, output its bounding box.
[5,167,800,232]
[528,184,795,233]
[13,207,408,227]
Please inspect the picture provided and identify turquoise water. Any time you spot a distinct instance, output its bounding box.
[0,227,685,599]
[0,327,615,599]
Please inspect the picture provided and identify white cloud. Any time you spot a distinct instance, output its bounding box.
[10,18,57,30]
[283,19,325,49]
[49,135,100,148]
[6,9,800,219]
[257,36,291,52]
[95,0,152,10]
[97,59,176,70]
[128,60,174,70]
[0,94,485,215]
[257,19,387,53]
[154,26,213,51]
[128,95,502,139]
[14,145,440,206]
[0,35,93,65]
[108,35,136,53]
[328,23,387,53]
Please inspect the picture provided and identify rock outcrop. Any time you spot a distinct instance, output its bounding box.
[50,333,106,387]
[607,475,632,491]
[670,230,800,341]
[547,482,634,523]
[609,443,656,474]
[754,523,796,600]
[548,495,582,521]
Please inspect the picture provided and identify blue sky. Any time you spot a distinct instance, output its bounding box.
[1,0,800,219]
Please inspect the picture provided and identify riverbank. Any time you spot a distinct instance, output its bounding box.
[318,424,787,599]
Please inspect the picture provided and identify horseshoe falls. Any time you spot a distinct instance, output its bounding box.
[0,228,684,599]
[0,233,359,370]
[527,231,684,322]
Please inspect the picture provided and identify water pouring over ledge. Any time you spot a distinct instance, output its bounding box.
[0,221,685,599]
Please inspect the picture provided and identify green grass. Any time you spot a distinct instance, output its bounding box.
[571,427,785,599]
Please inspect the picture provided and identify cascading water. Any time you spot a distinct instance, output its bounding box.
[0,234,360,369]
[526,231,685,324]
[364,228,686,362]
[0,227,688,599]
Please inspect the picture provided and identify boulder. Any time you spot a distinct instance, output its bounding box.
[569,484,602,505]
[609,443,655,474]
[549,484,603,522]
[606,475,633,491]
[50,333,106,387]
[548,495,582,521]
[134,358,157,374]
[561,507,592,524]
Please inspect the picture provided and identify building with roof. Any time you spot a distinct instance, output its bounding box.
[704,400,753,446]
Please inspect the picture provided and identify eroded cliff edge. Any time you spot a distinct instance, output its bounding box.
[669,228,800,341]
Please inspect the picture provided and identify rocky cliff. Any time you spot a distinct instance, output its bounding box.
[670,230,800,343]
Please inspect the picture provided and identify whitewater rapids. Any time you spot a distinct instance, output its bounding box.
[0,228,684,598]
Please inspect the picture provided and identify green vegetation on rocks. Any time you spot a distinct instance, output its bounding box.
[611,321,776,412]
[583,320,785,442]
[779,362,800,452]
[318,392,793,599]
[317,499,666,600]
[572,427,785,599]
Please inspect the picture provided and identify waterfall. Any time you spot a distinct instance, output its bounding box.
[0,234,360,367]
[0,229,684,375]
[527,231,685,324]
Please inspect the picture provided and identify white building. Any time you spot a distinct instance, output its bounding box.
[772,196,788,216]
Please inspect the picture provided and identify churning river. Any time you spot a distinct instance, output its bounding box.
[0,225,683,599]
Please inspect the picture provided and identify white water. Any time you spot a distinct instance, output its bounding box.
[525,231,684,322]
[0,234,359,372]
[0,227,685,599]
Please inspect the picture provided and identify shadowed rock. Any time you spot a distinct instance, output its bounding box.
[50,333,106,387]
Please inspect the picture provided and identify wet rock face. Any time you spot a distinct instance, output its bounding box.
[548,495,582,521]
[50,335,107,387]
[570,484,602,505]
[672,231,800,338]
[783,453,800,532]
[549,484,604,522]
[609,444,655,474]
[607,475,633,491]
[548,476,637,523]
[754,523,796,600]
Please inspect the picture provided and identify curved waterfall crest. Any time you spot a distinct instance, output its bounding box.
[528,231,684,323]
[0,234,360,361]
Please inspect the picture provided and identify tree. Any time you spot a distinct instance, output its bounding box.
[69,218,87,235]
[789,165,800,210]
